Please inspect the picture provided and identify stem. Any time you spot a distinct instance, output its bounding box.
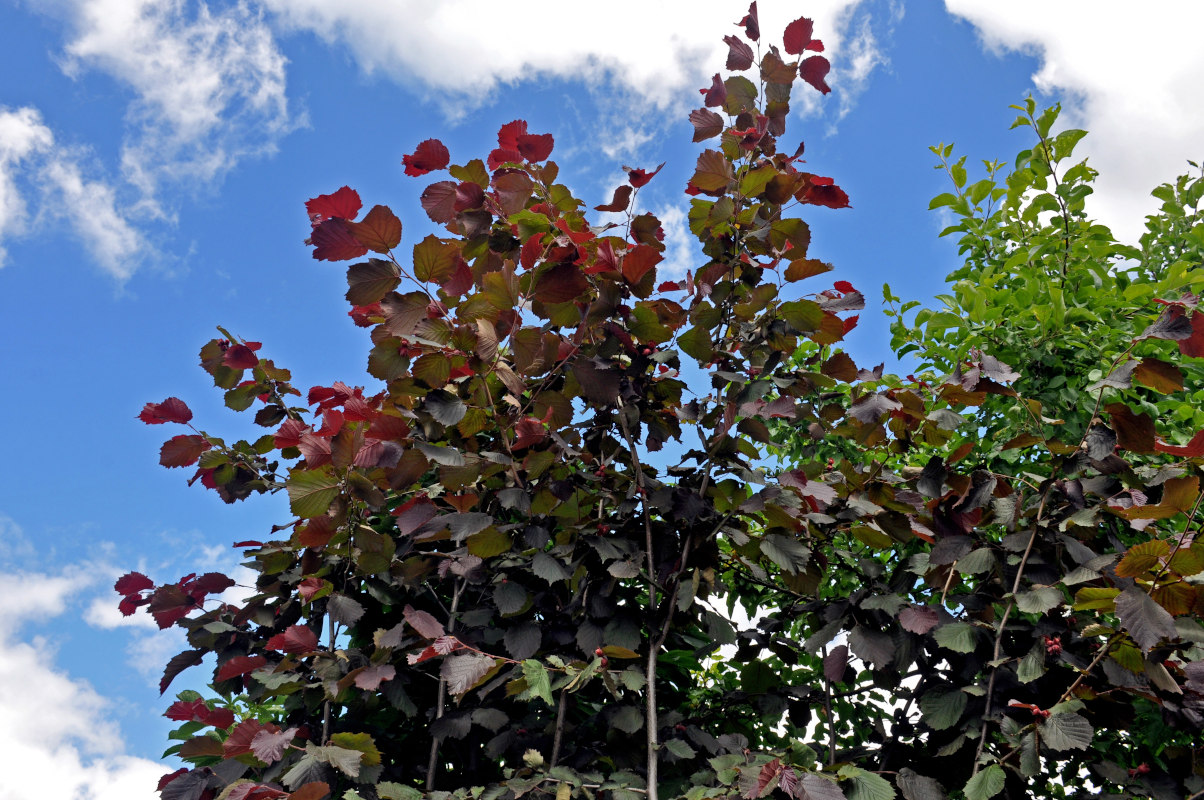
[426,579,464,791]
[550,690,568,766]
[821,645,837,766]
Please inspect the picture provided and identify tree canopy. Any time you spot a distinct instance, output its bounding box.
[121,6,1204,800]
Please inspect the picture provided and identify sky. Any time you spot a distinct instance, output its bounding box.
[1,1,1203,797]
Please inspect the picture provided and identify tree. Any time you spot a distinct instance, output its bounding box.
[122,6,1204,800]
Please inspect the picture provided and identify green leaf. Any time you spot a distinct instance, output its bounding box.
[963,765,1005,800]
[664,738,695,759]
[412,235,458,283]
[287,467,340,519]
[895,769,946,800]
[1038,711,1093,751]
[933,622,979,653]
[839,765,895,800]
[1015,587,1065,615]
[522,660,555,706]
[919,687,967,731]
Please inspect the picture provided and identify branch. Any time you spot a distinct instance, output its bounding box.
[426,579,464,791]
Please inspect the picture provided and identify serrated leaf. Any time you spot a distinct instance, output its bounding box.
[839,765,894,800]
[664,738,696,759]
[895,769,945,800]
[1015,587,1065,615]
[1115,587,1177,651]
[611,705,643,734]
[493,581,528,615]
[442,653,497,696]
[963,765,1004,800]
[533,552,570,583]
[346,259,400,305]
[287,467,341,519]
[692,150,733,192]
[1038,711,1093,750]
[800,774,847,800]
[760,533,810,574]
[933,622,978,653]
[347,205,402,253]
[919,687,967,730]
[522,659,555,706]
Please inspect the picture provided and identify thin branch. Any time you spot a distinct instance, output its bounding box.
[550,690,569,767]
[821,645,837,766]
[426,579,464,791]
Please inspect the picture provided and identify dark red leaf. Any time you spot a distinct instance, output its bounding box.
[353,664,397,690]
[1179,310,1204,357]
[157,769,188,792]
[305,186,361,225]
[420,181,457,224]
[833,280,854,293]
[404,604,447,639]
[800,55,831,94]
[689,109,724,143]
[160,435,211,468]
[165,698,207,722]
[223,343,260,370]
[497,120,528,150]
[347,205,403,253]
[723,35,754,70]
[115,571,154,595]
[455,181,485,212]
[311,218,369,262]
[1105,403,1156,454]
[227,784,289,800]
[215,654,268,682]
[627,162,665,188]
[594,185,633,213]
[250,726,299,764]
[623,244,663,285]
[823,645,848,682]
[702,74,727,108]
[266,625,319,654]
[223,718,279,757]
[274,418,309,449]
[288,784,331,800]
[783,17,823,54]
[160,649,205,694]
[138,397,193,425]
[201,706,235,729]
[516,132,554,162]
[534,262,589,304]
[402,139,450,177]
[185,572,235,596]
[736,2,759,41]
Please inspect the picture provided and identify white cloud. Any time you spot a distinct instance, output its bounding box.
[654,204,697,281]
[0,106,146,279]
[55,0,297,211]
[944,1,1204,244]
[0,570,163,800]
[262,0,880,116]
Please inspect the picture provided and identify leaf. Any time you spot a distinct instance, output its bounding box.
[250,726,298,764]
[1115,586,1177,651]
[306,186,361,223]
[533,552,571,583]
[266,625,319,654]
[288,784,331,800]
[1138,307,1193,341]
[760,533,810,574]
[689,109,725,142]
[736,2,759,40]
[504,622,542,661]
[784,17,823,55]
[413,235,458,284]
[442,653,497,696]
[898,606,939,635]
[1038,711,1093,750]
[571,359,621,404]
[1180,309,1204,356]
[848,626,895,668]
[522,659,555,706]
[402,138,450,176]
[160,649,205,694]
[962,765,1004,800]
[139,397,193,425]
[895,769,945,800]
[1134,358,1183,393]
[919,687,966,730]
[933,622,978,653]
[692,150,734,192]
[1105,403,1156,453]
[281,754,327,791]
[403,604,446,639]
[287,467,341,519]
[595,185,633,213]
[353,664,396,690]
[800,56,831,94]
[800,774,847,800]
[839,766,894,800]
[723,34,754,70]
[347,205,402,253]
[1014,587,1065,615]
[215,654,268,683]
[1116,540,1170,577]
[424,389,466,426]
[849,393,902,423]
[311,218,368,262]
[160,435,210,468]
[623,244,662,285]
[345,259,400,305]
[328,594,365,626]
[535,262,589,303]
[1154,429,1204,456]
[115,571,154,595]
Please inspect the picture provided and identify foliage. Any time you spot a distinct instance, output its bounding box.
[122,6,1204,800]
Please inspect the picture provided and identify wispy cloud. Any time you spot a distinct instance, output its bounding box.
[944,1,1204,244]
[0,106,145,279]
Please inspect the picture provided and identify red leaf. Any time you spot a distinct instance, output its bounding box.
[266,625,319,654]
[160,435,210,468]
[842,314,860,335]
[1178,310,1204,357]
[160,649,204,694]
[800,55,831,94]
[594,185,633,213]
[487,147,523,171]
[833,280,854,293]
[455,181,485,211]
[223,718,279,757]
[516,132,554,162]
[689,108,725,143]
[185,572,235,597]
[512,417,546,450]
[223,343,260,370]
[201,706,235,729]
[227,784,288,800]
[497,120,528,150]
[353,664,397,690]
[305,186,361,225]
[1155,429,1204,457]
[420,181,457,224]
[534,262,589,304]
[347,205,402,253]
[783,17,823,54]
[288,784,331,800]
[274,418,309,449]
[157,769,188,792]
[723,34,754,70]
[311,218,369,262]
[736,2,760,41]
[165,698,207,722]
[138,397,193,425]
[250,726,299,764]
[402,139,450,177]
[115,571,154,595]
[623,244,663,285]
[702,74,727,108]
[627,162,665,188]
[215,654,268,683]
[404,604,447,639]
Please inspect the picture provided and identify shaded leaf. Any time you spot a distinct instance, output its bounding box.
[266,625,318,654]
[347,205,402,253]
[442,653,497,696]
[1038,712,1093,750]
[895,769,945,800]
[1115,587,1177,651]
[690,109,725,142]
[345,259,400,306]
[963,765,1004,800]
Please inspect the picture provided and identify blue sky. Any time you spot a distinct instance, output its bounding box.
[2,1,1203,797]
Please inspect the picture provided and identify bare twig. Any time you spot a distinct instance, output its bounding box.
[426,579,464,791]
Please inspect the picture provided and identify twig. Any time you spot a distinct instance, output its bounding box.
[821,645,837,766]
[550,690,568,766]
[426,579,464,791]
